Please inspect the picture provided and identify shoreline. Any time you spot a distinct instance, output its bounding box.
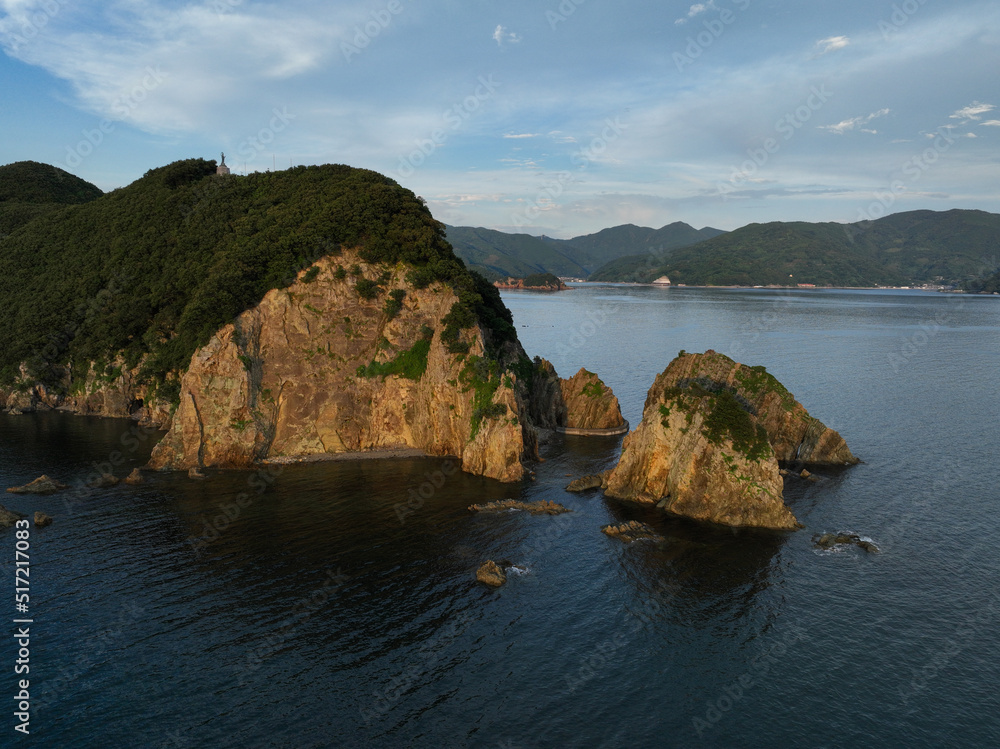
[568,282,993,293]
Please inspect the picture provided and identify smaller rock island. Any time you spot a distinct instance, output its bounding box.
[493,273,568,291]
[602,350,858,530]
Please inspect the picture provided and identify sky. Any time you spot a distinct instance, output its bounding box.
[0,0,998,237]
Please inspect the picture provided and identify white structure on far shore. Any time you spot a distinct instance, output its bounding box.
[652,275,671,285]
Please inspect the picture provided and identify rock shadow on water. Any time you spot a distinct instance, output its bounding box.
[599,499,789,630]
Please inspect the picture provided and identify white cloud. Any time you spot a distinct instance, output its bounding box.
[981,120,1000,127]
[815,35,850,55]
[503,133,539,139]
[492,25,520,46]
[950,101,996,121]
[818,108,890,134]
[0,2,347,133]
[674,3,710,25]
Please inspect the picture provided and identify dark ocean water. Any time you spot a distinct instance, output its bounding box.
[2,286,999,748]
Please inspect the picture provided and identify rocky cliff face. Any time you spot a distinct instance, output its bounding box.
[0,363,171,428]
[527,360,625,431]
[650,350,858,465]
[604,372,796,530]
[0,254,625,484]
[147,253,536,482]
[559,368,626,430]
[603,351,858,530]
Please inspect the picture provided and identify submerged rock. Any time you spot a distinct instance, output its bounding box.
[6,475,68,495]
[476,560,507,587]
[33,512,53,528]
[813,532,880,553]
[187,467,207,479]
[601,520,664,543]
[0,504,26,528]
[468,499,571,515]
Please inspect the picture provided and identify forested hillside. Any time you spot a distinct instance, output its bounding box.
[0,159,514,393]
[589,210,1000,287]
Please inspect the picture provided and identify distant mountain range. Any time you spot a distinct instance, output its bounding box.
[448,209,1000,289]
[589,209,1000,287]
[444,221,724,280]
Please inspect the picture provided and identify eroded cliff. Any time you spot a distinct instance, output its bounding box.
[603,351,858,530]
[651,350,858,465]
[604,375,796,530]
[0,159,628,485]
[147,253,535,481]
[527,360,626,433]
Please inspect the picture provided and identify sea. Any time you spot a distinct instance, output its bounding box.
[1,285,999,748]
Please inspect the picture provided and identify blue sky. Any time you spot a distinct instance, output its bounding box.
[1,0,997,236]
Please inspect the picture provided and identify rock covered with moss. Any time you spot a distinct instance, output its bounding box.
[604,373,795,530]
[651,350,858,465]
[604,351,859,530]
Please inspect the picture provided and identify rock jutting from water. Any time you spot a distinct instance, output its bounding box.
[528,361,628,435]
[468,499,571,515]
[476,560,507,587]
[601,520,664,543]
[565,474,607,492]
[813,532,879,553]
[653,350,858,465]
[603,350,859,530]
[6,475,68,495]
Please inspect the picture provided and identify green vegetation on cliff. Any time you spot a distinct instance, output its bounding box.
[589,209,1000,287]
[0,159,515,391]
[658,381,772,463]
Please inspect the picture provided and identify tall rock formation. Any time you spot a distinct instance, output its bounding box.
[527,360,626,433]
[0,159,627,484]
[603,351,858,530]
[651,350,857,465]
[559,368,626,431]
[147,253,533,481]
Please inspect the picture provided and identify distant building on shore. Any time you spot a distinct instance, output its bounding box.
[216,152,231,176]
[652,275,671,285]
